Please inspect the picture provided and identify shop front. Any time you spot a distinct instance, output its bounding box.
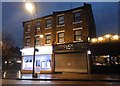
[53,42,89,73]
[21,46,53,74]
[90,42,120,74]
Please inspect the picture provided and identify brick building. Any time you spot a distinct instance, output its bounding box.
[21,3,96,74]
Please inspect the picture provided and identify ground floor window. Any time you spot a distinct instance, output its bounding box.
[22,56,33,70]
[92,55,120,66]
[22,54,52,72]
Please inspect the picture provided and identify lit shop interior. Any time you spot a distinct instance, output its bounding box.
[21,46,52,73]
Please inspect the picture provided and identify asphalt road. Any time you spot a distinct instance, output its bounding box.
[2,79,120,86]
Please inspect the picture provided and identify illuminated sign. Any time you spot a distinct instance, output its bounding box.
[21,46,52,56]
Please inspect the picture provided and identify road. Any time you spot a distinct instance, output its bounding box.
[2,79,120,86]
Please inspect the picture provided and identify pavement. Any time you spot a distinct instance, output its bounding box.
[2,72,120,82]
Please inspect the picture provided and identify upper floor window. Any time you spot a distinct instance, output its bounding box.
[58,32,64,43]
[26,24,31,33]
[58,15,64,25]
[74,30,82,41]
[46,19,52,28]
[25,37,30,46]
[45,34,51,44]
[73,11,81,23]
[35,36,39,45]
[36,21,40,31]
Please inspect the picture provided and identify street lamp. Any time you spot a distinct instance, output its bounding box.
[25,2,35,14]
[25,2,43,78]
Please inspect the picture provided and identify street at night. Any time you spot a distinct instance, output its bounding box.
[2,79,120,86]
[1,1,120,86]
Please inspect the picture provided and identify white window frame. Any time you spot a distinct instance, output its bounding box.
[57,14,65,27]
[36,20,41,31]
[35,35,40,45]
[45,17,52,29]
[73,28,83,43]
[45,33,51,45]
[57,30,65,44]
[25,23,31,33]
[25,36,30,47]
[73,9,82,24]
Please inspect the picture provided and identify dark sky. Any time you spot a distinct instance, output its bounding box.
[2,2,118,48]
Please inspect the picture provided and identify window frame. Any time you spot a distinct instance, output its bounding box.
[45,34,51,44]
[25,37,30,46]
[46,18,52,29]
[26,23,31,33]
[36,21,41,31]
[58,15,64,26]
[73,10,82,24]
[58,32,65,43]
[35,36,40,45]
[74,29,82,41]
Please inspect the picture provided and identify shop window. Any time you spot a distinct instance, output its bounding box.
[73,11,81,23]
[46,60,51,68]
[45,34,51,44]
[36,60,40,66]
[92,55,120,66]
[74,30,82,41]
[46,19,52,28]
[111,56,119,65]
[92,55,110,66]
[58,32,64,43]
[22,56,33,70]
[58,15,64,26]
[41,60,51,69]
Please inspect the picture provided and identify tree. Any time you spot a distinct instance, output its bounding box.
[2,35,21,70]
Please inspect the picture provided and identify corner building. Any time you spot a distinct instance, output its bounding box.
[21,3,96,74]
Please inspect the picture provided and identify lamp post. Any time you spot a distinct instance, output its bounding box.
[25,2,43,78]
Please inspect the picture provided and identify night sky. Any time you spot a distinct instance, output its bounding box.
[2,2,118,48]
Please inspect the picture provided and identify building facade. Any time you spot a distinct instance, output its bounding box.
[21,3,96,74]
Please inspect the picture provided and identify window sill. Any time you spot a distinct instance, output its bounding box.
[57,24,65,27]
[25,32,30,34]
[45,27,51,29]
[73,21,82,24]
[73,40,83,43]
[57,42,65,44]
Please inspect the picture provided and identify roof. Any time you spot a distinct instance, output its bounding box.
[23,3,91,24]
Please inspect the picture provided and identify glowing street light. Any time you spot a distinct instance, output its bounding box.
[112,35,119,40]
[105,34,111,38]
[40,34,44,38]
[25,2,35,14]
[98,37,104,41]
[91,38,97,43]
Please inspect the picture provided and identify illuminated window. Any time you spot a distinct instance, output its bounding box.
[46,19,52,28]
[58,32,64,43]
[25,38,30,46]
[74,30,82,41]
[35,36,39,45]
[58,15,64,25]
[45,34,51,44]
[73,11,81,23]
[36,21,40,31]
[26,24,31,33]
